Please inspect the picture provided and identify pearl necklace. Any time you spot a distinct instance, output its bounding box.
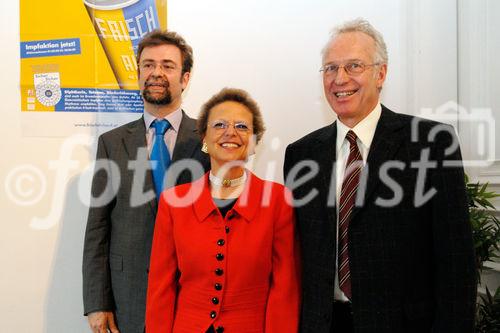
[209,171,247,187]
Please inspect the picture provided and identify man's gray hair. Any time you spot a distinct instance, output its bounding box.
[322,18,388,65]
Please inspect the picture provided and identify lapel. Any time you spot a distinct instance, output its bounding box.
[171,111,200,163]
[231,171,262,222]
[122,116,157,214]
[191,174,216,222]
[350,105,405,222]
[314,122,338,235]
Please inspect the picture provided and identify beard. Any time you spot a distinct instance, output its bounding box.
[142,79,172,105]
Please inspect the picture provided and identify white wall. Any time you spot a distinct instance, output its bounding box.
[459,0,500,181]
[0,1,464,332]
[458,0,500,294]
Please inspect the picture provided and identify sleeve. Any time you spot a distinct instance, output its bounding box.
[82,135,116,315]
[430,125,477,332]
[145,193,178,333]
[265,187,301,333]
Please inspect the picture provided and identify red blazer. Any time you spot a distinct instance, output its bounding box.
[146,171,301,333]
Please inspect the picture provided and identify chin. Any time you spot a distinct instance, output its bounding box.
[333,109,351,119]
[334,102,359,116]
[214,155,247,165]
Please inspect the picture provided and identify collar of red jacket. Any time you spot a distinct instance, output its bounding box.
[193,170,263,223]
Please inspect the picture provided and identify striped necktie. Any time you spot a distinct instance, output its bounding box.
[338,130,362,300]
[150,119,171,197]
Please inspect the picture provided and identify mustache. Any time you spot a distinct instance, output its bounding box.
[145,79,169,88]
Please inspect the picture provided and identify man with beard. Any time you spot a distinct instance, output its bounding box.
[83,30,209,333]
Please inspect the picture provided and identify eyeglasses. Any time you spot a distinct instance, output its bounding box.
[139,61,179,73]
[319,61,380,78]
[209,120,252,134]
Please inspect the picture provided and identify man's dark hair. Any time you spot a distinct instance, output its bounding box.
[137,30,193,74]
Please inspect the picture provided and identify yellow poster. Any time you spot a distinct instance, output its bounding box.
[20,0,167,114]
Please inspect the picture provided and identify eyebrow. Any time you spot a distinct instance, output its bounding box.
[211,119,250,123]
[140,59,177,64]
[324,59,364,65]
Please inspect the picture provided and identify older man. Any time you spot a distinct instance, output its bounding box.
[284,19,476,332]
[82,30,209,333]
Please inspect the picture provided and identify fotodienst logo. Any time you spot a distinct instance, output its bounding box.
[415,101,495,167]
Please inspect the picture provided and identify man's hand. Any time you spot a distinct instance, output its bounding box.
[87,311,120,333]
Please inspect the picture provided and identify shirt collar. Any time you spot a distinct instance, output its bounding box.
[143,107,183,132]
[336,102,382,153]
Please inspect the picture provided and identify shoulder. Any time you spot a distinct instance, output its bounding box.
[248,172,292,203]
[179,110,197,128]
[382,105,455,132]
[378,106,459,150]
[283,123,335,173]
[258,175,288,192]
[165,174,205,195]
[99,117,144,142]
[161,173,207,205]
[287,123,335,151]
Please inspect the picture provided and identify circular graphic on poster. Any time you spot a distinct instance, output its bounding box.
[36,83,62,106]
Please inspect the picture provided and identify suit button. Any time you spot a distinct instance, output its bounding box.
[215,268,224,276]
[216,253,224,261]
[215,326,224,333]
[210,311,217,319]
[217,239,225,246]
[214,283,222,291]
[225,226,230,234]
[212,297,219,305]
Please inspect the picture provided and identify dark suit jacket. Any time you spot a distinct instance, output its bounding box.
[82,111,210,333]
[283,106,476,333]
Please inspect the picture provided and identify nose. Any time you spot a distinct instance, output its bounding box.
[334,66,349,85]
[151,64,165,77]
[223,124,237,136]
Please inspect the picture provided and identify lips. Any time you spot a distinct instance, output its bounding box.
[145,79,169,88]
[334,90,357,98]
[220,142,240,148]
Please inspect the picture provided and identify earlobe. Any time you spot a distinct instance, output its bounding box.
[201,141,208,154]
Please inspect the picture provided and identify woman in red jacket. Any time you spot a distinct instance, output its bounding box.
[146,88,301,333]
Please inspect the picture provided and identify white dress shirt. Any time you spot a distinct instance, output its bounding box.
[334,103,382,301]
[143,107,183,158]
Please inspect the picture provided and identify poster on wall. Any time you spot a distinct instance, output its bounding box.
[19,0,167,137]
